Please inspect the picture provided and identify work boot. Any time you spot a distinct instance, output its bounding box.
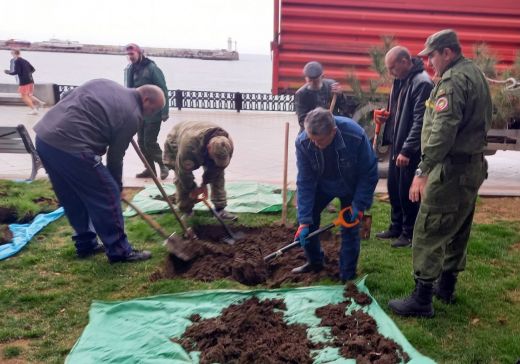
[391,235,412,248]
[135,168,155,178]
[159,164,169,180]
[388,280,434,318]
[433,271,458,304]
[291,262,324,274]
[216,209,238,221]
[77,243,105,259]
[109,249,152,263]
[376,230,401,239]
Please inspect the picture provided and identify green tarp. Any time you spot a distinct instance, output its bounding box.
[66,278,435,364]
[123,182,293,217]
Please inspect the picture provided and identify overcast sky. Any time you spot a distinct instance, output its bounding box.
[0,0,274,54]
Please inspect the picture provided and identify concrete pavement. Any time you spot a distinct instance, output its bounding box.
[1,105,519,196]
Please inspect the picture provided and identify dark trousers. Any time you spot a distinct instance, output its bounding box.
[35,138,132,260]
[387,156,420,239]
[303,190,360,281]
[137,121,163,170]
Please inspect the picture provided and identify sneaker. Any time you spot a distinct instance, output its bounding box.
[375,230,401,239]
[391,235,412,248]
[110,249,152,263]
[216,209,238,221]
[77,243,105,258]
[28,109,39,115]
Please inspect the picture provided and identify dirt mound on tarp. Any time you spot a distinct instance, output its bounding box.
[314,283,409,363]
[175,296,317,364]
[174,284,409,363]
[151,224,342,286]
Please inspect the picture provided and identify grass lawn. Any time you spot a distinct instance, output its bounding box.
[0,180,519,363]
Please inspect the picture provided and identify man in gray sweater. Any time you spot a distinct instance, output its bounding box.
[34,79,165,263]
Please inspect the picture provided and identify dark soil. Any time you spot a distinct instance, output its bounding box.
[0,225,13,245]
[0,207,17,225]
[175,296,317,364]
[151,224,343,286]
[174,284,409,363]
[314,283,409,363]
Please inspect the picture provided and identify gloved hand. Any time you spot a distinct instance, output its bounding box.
[345,205,363,224]
[294,224,310,247]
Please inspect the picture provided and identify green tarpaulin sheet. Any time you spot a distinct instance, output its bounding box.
[123,182,293,217]
[66,278,435,364]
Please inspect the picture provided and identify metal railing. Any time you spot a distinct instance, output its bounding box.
[57,85,295,112]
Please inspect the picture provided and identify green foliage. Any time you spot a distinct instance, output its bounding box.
[473,43,520,128]
[2,346,22,359]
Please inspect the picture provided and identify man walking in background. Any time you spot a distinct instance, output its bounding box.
[124,43,170,180]
[375,46,433,248]
[4,49,45,115]
[388,30,492,317]
[34,79,165,263]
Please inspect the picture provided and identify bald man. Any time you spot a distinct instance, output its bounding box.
[375,46,433,248]
[34,79,165,263]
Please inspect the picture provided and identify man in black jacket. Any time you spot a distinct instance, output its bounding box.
[376,46,433,247]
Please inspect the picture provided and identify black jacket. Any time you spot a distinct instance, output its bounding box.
[7,58,35,86]
[382,58,433,160]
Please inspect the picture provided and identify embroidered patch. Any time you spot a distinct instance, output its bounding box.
[437,89,446,96]
[435,97,449,112]
[182,160,195,170]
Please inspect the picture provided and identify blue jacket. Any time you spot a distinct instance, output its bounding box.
[296,116,378,225]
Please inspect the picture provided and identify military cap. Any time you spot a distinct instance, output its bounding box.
[303,61,323,79]
[209,136,233,168]
[418,29,460,56]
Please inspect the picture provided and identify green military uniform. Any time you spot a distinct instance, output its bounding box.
[124,57,169,172]
[163,121,232,213]
[413,55,492,281]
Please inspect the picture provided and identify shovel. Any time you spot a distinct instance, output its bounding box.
[263,206,361,262]
[130,139,199,261]
[193,189,245,245]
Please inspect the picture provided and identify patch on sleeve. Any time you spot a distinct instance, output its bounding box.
[182,160,195,170]
[435,97,449,112]
[436,89,446,96]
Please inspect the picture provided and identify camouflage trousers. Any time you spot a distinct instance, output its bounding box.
[412,155,487,281]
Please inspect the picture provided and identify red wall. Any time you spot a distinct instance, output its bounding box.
[272,0,520,94]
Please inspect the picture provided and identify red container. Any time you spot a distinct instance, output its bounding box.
[271,0,520,94]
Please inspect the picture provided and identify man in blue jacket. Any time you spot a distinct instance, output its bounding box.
[293,107,378,281]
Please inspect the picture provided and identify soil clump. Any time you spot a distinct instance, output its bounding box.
[175,296,316,364]
[0,225,13,245]
[151,224,341,286]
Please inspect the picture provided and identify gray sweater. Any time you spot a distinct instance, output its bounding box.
[34,79,143,188]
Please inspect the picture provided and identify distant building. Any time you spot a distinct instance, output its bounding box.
[39,39,83,50]
[5,39,31,48]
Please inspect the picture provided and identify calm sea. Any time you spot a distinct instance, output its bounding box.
[0,50,272,93]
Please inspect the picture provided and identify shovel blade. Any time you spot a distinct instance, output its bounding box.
[165,233,201,262]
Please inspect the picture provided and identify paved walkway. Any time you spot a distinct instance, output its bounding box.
[1,105,519,196]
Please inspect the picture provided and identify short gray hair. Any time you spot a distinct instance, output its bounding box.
[304,107,335,136]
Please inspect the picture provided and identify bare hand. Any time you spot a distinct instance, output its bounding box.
[190,185,208,200]
[331,82,343,94]
[395,154,410,168]
[409,175,428,202]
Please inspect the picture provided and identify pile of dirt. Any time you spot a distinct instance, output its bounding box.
[151,224,342,286]
[315,283,409,363]
[0,225,13,245]
[175,297,317,364]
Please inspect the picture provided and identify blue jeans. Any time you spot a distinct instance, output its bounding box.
[36,138,132,261]
[302,189,360,281]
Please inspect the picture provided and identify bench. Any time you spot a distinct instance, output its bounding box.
[0,125,43,181]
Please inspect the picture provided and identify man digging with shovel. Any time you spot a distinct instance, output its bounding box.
[293,107,378,282]
[163,121,237,222]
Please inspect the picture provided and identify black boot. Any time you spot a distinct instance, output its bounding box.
[433,271,458,304]
[159,163,169,180]
[388,279,434,318]
[136,158,157,178]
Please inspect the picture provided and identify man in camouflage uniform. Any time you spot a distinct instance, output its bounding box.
[388,29,492,317]
[124,43,170,180]
[163,121,237,220]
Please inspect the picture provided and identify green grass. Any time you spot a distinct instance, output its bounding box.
[0,185,519,363]
[0,180,58,222]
